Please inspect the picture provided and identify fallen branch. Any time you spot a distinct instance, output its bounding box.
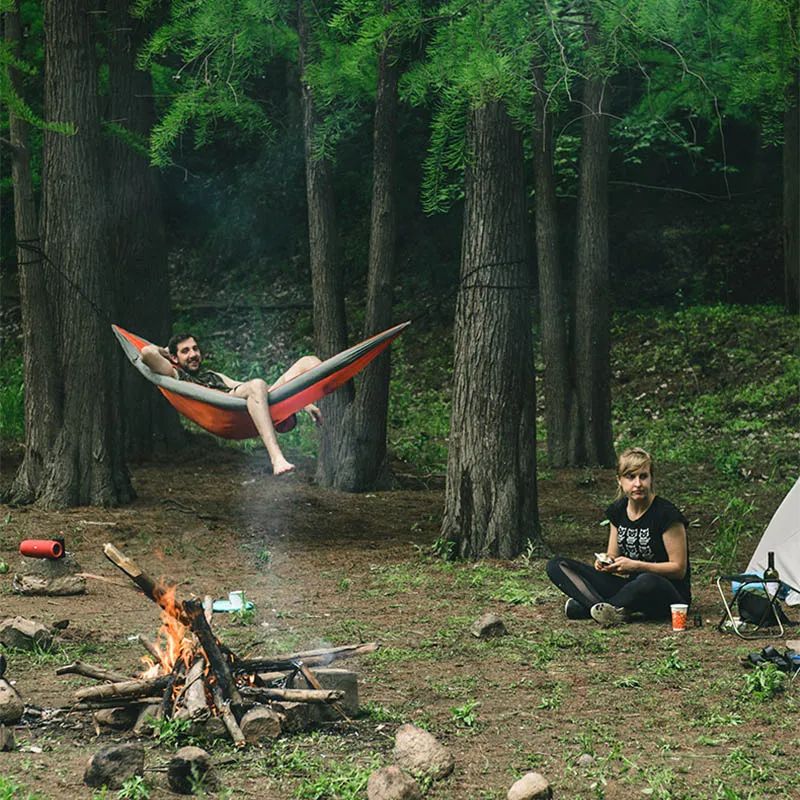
[240,687,345,704]
[56,661,130,683]
[235,642,379,674]
[75,677,170,702]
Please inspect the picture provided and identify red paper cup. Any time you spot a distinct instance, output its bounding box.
[20,539,64,559]
[670,603,688,632]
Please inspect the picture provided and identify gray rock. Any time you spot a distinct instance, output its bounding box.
[0,724,15,751]
[367,765,422,800]
[133,703,162,737]
[93,706,140,730]
[470,613,508,639]
[576,753,595,768]
[289,667,359,722]
[0,679,24,724]
[507,772,552,800]
[13,554,86,596]
[393,724,454,780]
[0,617,54,651]
[83,743,145,789]
[271,700,313,733]
[167,745,216,794]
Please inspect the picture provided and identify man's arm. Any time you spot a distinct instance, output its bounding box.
[141,344,178,378]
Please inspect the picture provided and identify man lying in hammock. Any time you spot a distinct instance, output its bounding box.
[142,333,322,476]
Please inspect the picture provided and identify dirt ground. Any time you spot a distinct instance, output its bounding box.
[1,441,798,799]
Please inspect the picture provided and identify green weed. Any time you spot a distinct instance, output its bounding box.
[116,776,151,800]
[0,776,47,800]
[743,662,785,701]
[150,715,193,747]
[450,698,480,728]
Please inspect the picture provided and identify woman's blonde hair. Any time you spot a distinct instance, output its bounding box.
[615,447,654,499]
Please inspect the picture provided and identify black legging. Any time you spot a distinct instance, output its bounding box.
[546,557,688,620]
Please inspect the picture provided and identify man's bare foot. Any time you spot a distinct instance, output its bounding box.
[305,403,322,425]
[272,457,295,476]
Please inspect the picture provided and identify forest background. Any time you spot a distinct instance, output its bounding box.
[0,1,798,555]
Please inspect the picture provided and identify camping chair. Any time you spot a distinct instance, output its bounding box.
[716,572,792,640]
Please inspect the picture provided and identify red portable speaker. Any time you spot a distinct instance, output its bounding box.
[20,539,65,559]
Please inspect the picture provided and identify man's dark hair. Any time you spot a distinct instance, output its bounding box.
[168,332,196,357]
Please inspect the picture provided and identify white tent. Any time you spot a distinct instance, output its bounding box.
[746,477,800,606]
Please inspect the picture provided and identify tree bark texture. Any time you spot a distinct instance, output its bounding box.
[106,0,183,458]
[5,6,58,503]
[297,0,352,487]
[441,101,540,560]
[326,22,399,491]
[10,0,133,508]
[783,86,799,314]
[532,70,571,468]
[570,67,616,468]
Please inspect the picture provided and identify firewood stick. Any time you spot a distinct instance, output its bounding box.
[75,676,170,702]
[209,682,246,748]
[203,595,214,625]
[184,599,242,707]
[103,543,190,625]
[56,661,130,683]
[239,687,345,704]
[294,660,352,724]
[161,660,187,719]
[69,697,163,711]
[174,657,208,721]
[234,642,379,673]
[137,635,169,672]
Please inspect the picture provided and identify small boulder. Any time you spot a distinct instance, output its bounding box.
[167,745,216,794]
[507,772,552,800]
[0,679,24,724]
[93,706,140,730]
[367,765,422,800]
[83,743,145,789]
[576,753,595,769]
[470,613,508,639]
[393,724,454,780]
[0,724,16,751]
[0,617,54,651]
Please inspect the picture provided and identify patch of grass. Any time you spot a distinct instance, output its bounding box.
[116,776,151,800]
[0,777,47,800]
[150,715,193,748]
[743,662,785,701]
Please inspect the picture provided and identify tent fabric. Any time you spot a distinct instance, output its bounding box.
[745,477,800,606]
[113,321,410,440]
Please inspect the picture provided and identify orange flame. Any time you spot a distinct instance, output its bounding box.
[139,584,194,678]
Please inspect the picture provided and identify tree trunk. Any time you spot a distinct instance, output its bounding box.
[5,6,58,504]
[326,19,399,491]
[783,88,799,314]
[532,69,571,468]
[441,101,540,560]
[106,0,183,458]
[297,0,351,486]
[570,62,615,468]
[9,0,133,508]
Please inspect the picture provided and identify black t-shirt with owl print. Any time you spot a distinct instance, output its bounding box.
[606,496,691,603]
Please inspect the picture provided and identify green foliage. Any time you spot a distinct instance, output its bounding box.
[116,776,151,800]
[743,662,785,701]
[0,355,25,443]
[0,776,46,800]
[450,697,480,728]
[150,714,193,747]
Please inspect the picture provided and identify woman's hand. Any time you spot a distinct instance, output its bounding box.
[606,556,638,575]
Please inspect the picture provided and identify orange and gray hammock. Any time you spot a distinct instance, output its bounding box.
[112,322,409,440]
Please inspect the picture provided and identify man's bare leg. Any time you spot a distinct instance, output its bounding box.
[232,379,294,475]
[270,355,323,424]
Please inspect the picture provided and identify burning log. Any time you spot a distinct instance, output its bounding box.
[173,658,208,721]
[103,543,190,625]
[183,599,242,707]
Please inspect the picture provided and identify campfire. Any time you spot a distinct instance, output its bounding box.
[57,543,377,746]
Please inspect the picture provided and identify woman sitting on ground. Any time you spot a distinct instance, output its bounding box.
[546,447,691,627]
